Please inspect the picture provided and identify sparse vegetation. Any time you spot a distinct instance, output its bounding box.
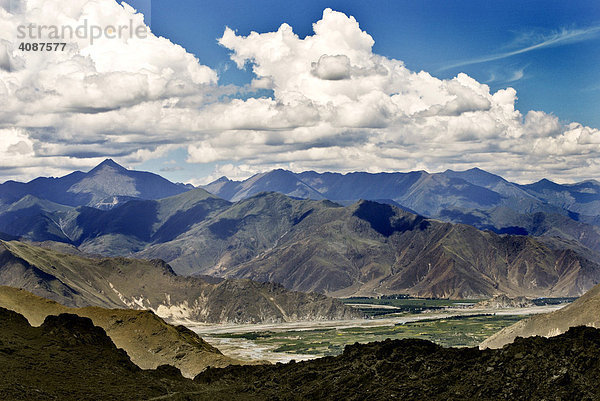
[343,297,482,316]
[210,314,527,358]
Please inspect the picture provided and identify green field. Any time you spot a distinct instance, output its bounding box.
[341,297,484,316]
[212,314,526,358]
[341,296,576,317]
[343,297,484,307]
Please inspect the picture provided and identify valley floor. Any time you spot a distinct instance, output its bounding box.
[187,304,565,362]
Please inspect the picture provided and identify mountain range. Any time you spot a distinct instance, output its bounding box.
[204,167,600,220]
[204,168,600,254]
[2,191,598,298]
[0,240,359,323]
[2,159,600,399]
[0,159,190,210]
[0,160,598,299]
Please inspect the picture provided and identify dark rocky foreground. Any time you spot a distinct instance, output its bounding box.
[0,307,198,400]
[1,306,600,400]
[197,328,600,401]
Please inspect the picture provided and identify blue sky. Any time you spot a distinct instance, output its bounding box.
[137,0,599,127]
[126,0,600,183]
[1,0,599,184]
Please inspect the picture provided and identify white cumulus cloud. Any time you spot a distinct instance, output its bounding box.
[0,4,598,184]
[203,8,600,182]
[0,0,218,179]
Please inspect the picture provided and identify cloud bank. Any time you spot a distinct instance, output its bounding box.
[0,3,598,183]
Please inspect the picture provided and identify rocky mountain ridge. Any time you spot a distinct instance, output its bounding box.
[2,189,599,299]
[481,280,600,349]
[0,286,240,378]
[1,160,599,300]
[204,168,600,255]
[0,159,189,210]
[0,240,360,323]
